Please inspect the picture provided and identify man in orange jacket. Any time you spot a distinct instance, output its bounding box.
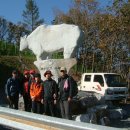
[30,73,43,114]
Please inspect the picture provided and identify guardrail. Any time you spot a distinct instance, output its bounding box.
[0,107,126,130]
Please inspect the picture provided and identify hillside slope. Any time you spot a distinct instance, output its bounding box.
[0,56,37,104]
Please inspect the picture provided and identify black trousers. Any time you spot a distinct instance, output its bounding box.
[44,100,55,117]
[32,101,42,114]
[23,93,31,112]
[9,94,19,110]
[60,100,72,120]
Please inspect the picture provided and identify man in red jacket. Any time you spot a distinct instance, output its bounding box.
[22,70,31,112]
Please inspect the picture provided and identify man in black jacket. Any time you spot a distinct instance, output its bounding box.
[41,70,58,116]
[5,70,21,109]
[58,67,73,120]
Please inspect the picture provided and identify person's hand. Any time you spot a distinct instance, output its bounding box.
[53,94,56,99]
[68,97,72,102]
[19,94,22,98]
[7,96,10,101]
[41,99,44,104]
[54,99,57,105]
[31,97,35,101]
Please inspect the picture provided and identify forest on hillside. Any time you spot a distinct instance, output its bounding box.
[0,0,129,80]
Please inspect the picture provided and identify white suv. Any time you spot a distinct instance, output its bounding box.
[79,73,128,101]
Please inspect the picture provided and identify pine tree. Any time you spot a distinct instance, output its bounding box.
[22,0,44,32]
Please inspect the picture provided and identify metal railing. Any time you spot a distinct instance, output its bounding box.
[0,107,126,130]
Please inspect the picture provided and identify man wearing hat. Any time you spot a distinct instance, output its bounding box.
[58,67,73,120]
[41,70,58,117]
[5,70,21,109]
[30,73,43,114]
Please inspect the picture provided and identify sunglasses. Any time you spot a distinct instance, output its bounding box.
[60,70,65,72]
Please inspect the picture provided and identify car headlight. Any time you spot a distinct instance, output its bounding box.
[125,90,128,94]
[107,90,114,95]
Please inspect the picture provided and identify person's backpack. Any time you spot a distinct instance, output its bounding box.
[68,76,78,97]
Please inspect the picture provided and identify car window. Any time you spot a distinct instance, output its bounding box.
[94,75,104,87]
[84,75,91,82]
[104,74,127,87]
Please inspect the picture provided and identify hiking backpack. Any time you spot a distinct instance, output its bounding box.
[68,76,78,97]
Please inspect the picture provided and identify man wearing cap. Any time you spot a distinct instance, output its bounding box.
[58,67,73,120]
[5,70,21,109]
[28,70,35,88]
[41,70,58,117]
[22,70,31,112]
[30,73,43,114]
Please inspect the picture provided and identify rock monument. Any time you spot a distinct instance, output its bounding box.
[20,24,84,81]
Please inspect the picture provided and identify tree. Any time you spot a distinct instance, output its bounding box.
[0,17,8,41]
[22,0,44,32]
[53,0,129,79]
[7,22,27,44]
[53,0,100,73]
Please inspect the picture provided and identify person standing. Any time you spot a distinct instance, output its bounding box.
[41,70,58,117]
[22,70,31,112]
[28,70,35,110]
[30,73,43,114]
[5,70,21,109]
[28,70,35,89]
[58,67,73,120]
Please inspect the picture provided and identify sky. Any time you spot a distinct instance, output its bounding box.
[0,0,110,24]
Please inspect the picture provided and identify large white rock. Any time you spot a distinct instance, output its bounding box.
[20,24,84,61]
[34,58,77,81]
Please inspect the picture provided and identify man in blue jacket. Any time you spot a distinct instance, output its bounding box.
[5,70,21,109]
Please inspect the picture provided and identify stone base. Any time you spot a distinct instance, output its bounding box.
[34,58,77,82]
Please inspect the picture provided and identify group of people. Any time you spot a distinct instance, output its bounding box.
[5,67,76,120]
